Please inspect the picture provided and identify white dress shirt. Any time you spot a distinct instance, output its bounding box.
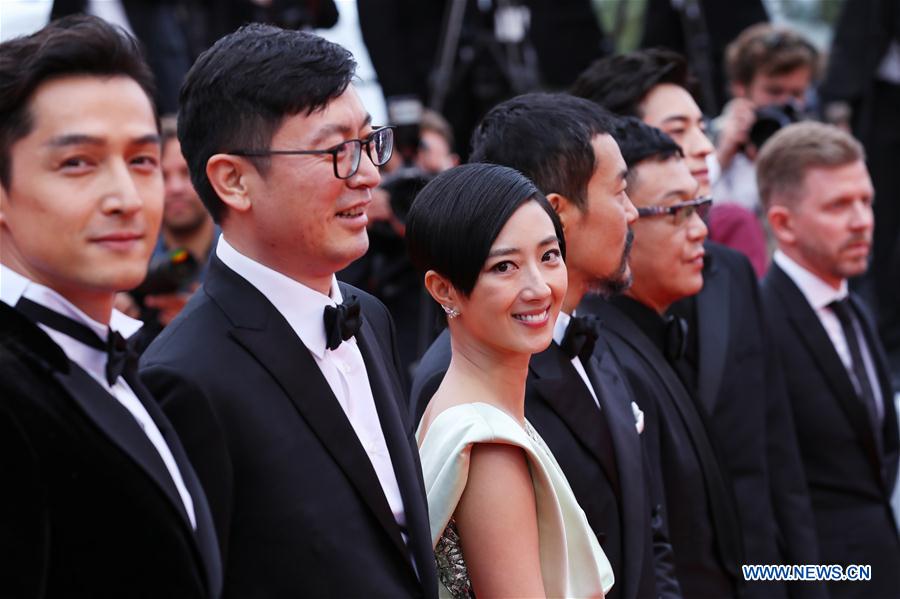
[0,265,197,528]
[215,236,408,535]
[774,251,884,422]
[554,311,600,407]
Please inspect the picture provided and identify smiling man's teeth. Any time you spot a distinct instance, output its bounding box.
[513,310,548,322]
[337,208,363,217]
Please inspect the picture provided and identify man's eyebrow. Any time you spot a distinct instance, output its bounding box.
[309,113,374,147]
[661,187,698,202]
[45,133,160,147]
[660,115,689,125]
[133,133,161,145]
[46,134,104,148]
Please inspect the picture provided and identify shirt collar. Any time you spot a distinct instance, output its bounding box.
[1,264,143,339]
[553,310,572,346]
[773,250,848,311]
[215,235,343,359]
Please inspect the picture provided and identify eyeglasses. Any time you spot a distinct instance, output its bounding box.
[228,126,395,180]
[636,196,713,226]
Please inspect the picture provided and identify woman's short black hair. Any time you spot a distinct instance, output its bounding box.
[406,163,565,297]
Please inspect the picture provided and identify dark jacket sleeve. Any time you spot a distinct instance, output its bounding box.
[0,396,46,599]
[643,441,683,599]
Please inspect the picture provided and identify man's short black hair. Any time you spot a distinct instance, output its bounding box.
[0,14,157,189]
[569,48,693,118]
[178,24,357,223]
[610,117,683,171]
[469,92,617,211]
[406,163,564,297]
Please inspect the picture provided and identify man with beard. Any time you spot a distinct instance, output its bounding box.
[410,93,683,599]
[759,122,900,598]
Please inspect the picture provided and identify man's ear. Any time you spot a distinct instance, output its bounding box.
[767,202,796,247]
[424,270,460,311]
[206,153,254,214]
[545,192,576,232]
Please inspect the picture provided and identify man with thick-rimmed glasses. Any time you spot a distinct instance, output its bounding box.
[139,24,438,598]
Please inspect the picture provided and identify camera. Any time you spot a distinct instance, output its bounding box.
[130,248,199,302]
[749,102,801,149]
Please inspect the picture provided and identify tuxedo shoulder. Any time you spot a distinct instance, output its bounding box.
[339,282,390,317]
[0,302,69,374]
[706,241,757,283]
[140,292,231,369]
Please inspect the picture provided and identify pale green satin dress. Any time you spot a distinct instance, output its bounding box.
[417,402,615,598]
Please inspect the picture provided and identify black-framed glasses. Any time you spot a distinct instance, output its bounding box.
[637,196,713,226]
[228,126,395,180]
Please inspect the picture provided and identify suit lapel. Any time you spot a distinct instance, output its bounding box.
[53,363,196,528]
[769,265,883,478]
[587,346,646,599]
[595,300,743,577]
[206,258,412,568]
[694,253,731,415]
[355,315,434,584]
[529,344,621,498]
[2,302,218,596]
[126,371,223,599]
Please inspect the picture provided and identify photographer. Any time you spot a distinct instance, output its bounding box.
[713,23,819,214]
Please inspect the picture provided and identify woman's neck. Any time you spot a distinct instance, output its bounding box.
[444,332,531,423]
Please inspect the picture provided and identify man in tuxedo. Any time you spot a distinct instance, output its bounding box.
[0,16,221,597]
[759,122,900,597]
[581,117,744,598]
[573,49,824,598]
[411,93,683,599]
[139,25,438,597]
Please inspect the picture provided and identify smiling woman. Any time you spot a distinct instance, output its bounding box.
[406,163,614,598]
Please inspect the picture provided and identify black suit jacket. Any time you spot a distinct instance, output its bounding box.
[410,329,682,599]
[670,242,824,598]
[582,296,744,599]
[761,263,900,598]
[140,256,438,598]
[0,301,221,598]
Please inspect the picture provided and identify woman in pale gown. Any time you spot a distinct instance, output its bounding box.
[407,163,614,598]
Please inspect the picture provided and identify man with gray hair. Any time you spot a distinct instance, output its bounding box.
[759,122,900,598]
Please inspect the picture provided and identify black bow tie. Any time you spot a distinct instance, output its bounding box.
[560,315,601,363]
[664,314,689,363]
[323,295,362,351]
[16,297,137,386]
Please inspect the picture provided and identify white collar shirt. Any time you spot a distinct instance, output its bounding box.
[553,310,600,407]
[0,264,197,528]
[215,236,408,535]
[774,251,884,421]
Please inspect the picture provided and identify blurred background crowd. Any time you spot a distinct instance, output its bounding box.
[2,0,897,385]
